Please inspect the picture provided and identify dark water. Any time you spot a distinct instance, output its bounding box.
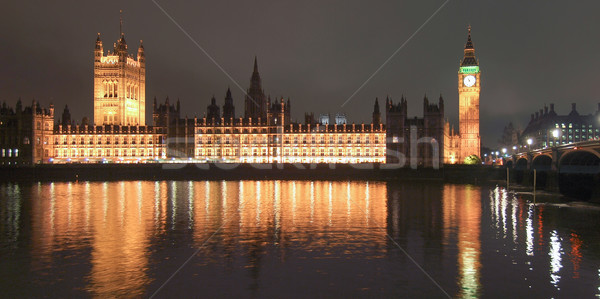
[1,181,599,298]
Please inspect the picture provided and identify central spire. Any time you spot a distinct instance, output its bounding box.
[460,25,478,66]
[465,26,474,50]
[245,57,266,119]
[119,10,123,36]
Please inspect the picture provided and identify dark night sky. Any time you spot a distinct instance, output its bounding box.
[2,1,600,147]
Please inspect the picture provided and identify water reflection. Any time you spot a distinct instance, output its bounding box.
[443,185,482,298]
[549,230,563,288]
[0,181,599,297]
[18,181,388,296]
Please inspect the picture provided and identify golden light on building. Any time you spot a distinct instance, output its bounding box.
[194,120,386,164]
[1,25,486,166]
[445,26,481,164]
[93,21,145,127]
[51,124,166,163]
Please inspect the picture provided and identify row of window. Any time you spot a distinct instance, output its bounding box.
[556,123,596,129]
[54,136,156,145]
[55,148,164,158]
[238,157,385,163]
[102,82,139,99]
[196,148,383,157]
[198,128,382,134]
[197,135,384,145]
[1,148,19,158]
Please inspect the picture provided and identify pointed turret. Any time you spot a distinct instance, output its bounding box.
[207,95,221,122]
[461,25,478,67]
[16,98,22,113]
[465,26,474,50]
[372,98,381,125]
[114,11,128,57]
[137,40,145,64]
[245,56,267,120]
[95,33,103,50]
[223,87,235,120]
[61,104,71,125]
[94,33,103,63]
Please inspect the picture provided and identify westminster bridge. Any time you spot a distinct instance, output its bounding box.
[504,140,600,200]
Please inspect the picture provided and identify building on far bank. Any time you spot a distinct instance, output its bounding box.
[193,60,385,164]
[0,100,54,165]
[1,22,485,167]
[518,103,600,150]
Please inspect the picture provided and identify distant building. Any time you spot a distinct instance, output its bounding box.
[0,100,54,165]
[318,114,330,125]
[519,103,600,150]
[498,122,521,150]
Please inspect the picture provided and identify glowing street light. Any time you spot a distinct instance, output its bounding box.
[552,129,560,138]
[502,148,507,154]
[527,138,533,145]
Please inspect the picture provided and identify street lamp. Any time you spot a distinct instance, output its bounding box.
[552,129,560,138]
[527,138,533,146]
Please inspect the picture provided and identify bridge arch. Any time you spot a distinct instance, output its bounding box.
[531,154,552,171]
[558,149,600,169]
[515,157,528,170]
[531,154,553,189]
[558,149,600,200]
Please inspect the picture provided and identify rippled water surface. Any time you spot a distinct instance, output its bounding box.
[1,181,599,298]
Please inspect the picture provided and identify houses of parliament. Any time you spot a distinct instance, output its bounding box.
[0,24,481,167]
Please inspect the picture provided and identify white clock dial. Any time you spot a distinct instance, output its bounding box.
[464,75,476,87]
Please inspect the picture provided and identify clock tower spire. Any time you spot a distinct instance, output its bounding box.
[458,25,481,161]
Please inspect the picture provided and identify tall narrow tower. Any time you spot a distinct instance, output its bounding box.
[244,57,267,120]
[458,26,480,160]
[93,14,146,126]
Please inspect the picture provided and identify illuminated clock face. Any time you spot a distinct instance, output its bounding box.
[464,75,476,87]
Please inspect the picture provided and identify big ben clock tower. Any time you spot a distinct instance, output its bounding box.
[458,26,480,161]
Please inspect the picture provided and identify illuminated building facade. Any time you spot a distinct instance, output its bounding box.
[93,19,146,126]
[194,117,385,163]
[445,26,481,164]
[3,25,496,166]
[52,123,166,163]
[518,103,600,150]
[194,60,385,163]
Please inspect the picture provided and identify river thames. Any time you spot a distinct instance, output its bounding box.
[1,180,599,298]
